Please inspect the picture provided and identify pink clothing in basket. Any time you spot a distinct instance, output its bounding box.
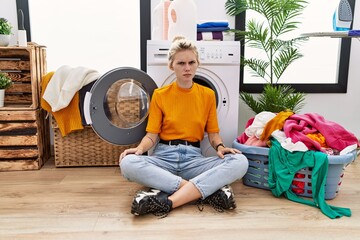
[283,113,359,152]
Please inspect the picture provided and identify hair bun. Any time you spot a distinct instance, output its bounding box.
[172,36,185,42]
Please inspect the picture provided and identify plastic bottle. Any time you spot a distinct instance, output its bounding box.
[152,0,165,40]
[167,0,197,41]
[163,0,172,40]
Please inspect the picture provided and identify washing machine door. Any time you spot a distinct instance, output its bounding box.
[84,67,157,145]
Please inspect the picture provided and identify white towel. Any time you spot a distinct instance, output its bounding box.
[42,65,100,112]
[245,111,276,139]
[271,130,308,152]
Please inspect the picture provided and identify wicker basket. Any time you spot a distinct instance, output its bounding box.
[233,140,357,200]
[50,80,143,167]
[52,118,137,167]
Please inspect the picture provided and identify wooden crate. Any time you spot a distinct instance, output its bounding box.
[51,118,138,167]
[0,43,46,109]
[0,43,50,171]
[0,109,51,171]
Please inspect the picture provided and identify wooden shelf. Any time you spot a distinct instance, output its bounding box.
[0,43,47,109]
[0,43,50,171]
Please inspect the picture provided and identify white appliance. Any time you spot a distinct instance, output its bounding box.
[146,40,241,156]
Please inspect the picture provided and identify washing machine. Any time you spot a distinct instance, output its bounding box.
[146,40,241,156]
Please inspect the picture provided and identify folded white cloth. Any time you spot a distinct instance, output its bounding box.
[223,31,235,41]
[43,65,100,112]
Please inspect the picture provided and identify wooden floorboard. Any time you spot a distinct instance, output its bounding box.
[0,155,359,240]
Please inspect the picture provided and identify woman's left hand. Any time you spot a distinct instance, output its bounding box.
[207,133,241,159]
[217,146,241,159]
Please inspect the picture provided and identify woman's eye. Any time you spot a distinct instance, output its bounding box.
[176,61,196,66]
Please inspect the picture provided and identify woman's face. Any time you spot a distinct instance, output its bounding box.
[170,49,198,87]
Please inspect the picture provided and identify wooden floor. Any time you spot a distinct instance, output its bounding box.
[1,155,360,240]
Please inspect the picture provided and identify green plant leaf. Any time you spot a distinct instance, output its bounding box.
[273,47,303,81]
[240,85,306,114]
[0,18,12,35]
[226,0,309,113]
[243,58,270,82]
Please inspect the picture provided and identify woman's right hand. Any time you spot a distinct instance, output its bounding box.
[119,133,157,162]
[119,147,144,162]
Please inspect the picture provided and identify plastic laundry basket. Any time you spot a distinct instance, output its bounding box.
[233,140,357,200]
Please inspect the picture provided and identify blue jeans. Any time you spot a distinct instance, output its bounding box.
[120,143,249,199]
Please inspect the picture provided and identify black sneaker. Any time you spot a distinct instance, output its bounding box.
[131,189,172,218]
[198,185,236,212]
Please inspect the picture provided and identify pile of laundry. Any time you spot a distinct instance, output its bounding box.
[236,111,359,219]
[237,111,359,155]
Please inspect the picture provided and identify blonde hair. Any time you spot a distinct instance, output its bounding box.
[168,36,200,68]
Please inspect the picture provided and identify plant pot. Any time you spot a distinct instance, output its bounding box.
[0,34,10,46]
[0,89,5,107]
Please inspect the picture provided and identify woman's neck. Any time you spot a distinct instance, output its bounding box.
[176,80,193,89]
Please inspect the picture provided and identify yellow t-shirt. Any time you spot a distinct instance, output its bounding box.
[146,82,219,142]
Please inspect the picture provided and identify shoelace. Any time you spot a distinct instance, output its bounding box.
[147,196,171,218]
[196,189,237,213]
[196,198,225,213]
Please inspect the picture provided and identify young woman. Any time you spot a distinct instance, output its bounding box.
[119,36,248,217]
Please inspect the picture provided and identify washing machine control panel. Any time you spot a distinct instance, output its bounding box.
[199,47,223,60]
[197,45,240,64]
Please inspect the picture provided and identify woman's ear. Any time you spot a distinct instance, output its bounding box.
[168,64,174,70]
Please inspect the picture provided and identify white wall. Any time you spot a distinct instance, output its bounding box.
[0,0,19,46]
[2,0,359,138]
[28,0,140,74]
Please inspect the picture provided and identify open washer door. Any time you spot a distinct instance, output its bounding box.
[84,67,157,145]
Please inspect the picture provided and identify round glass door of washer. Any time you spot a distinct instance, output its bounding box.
[105,79,149,129]
[85,67,157,145]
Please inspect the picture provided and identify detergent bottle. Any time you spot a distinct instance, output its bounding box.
[163,0,172,40]
[167,0,197,41]
[152,0,165,40]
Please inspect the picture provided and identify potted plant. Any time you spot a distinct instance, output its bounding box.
[0,72,13,107]
[225,0,308,114]
[225,0,315,192]
[0,18,13,47]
